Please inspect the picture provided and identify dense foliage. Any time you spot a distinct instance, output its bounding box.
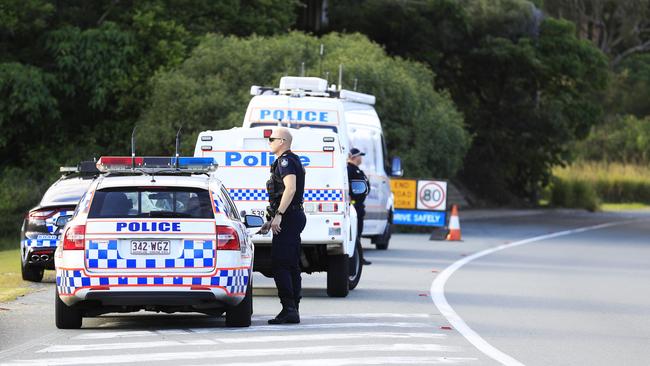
[328,0,609,203]
[0,0,647,238]
[137,32,470,179]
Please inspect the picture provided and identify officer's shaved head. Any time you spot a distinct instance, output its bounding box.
[269,127,293,155]
[275,127,293,146]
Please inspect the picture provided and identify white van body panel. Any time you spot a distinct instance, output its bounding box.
[195,127,356,258]
[242,89,393,238]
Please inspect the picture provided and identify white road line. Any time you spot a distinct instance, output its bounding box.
[185,356,479,366]
[430,219,643,366]
[192,322,432,333]
[73,321,433,340]
[273,313,432,319]
[3,343,459,365]
[39,332,446,353]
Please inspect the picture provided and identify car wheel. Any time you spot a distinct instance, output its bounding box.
[348,243,363,290]
[327,254,349,297]
[226,281,252,327]
[22,263,44,282]
[55,289,82,329]
[374,213,393,250]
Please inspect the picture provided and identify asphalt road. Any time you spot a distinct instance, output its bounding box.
[0,209,648,365]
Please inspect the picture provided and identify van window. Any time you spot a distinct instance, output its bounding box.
[251,122,338,133]
[88,188,214,219]
[348,128,377,173]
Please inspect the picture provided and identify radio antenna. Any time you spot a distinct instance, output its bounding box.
[174,127,182,169]
[318,44,324,76]
[131,126,137,170]
[354,78,358,91]
[338,64,343,91]
[300,62,305,77]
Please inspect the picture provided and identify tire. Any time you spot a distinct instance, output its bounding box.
[226,280,252,327]
[55,289,82,329]
[327,254,349,297]
[348,243,362,290]
[21,263,44,282]
[373,213,393,250]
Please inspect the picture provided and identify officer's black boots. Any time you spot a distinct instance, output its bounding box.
[268,299,300,324]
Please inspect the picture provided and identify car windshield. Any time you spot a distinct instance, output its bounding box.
[88,187,214,219]
[40,178,94,206]
[250,122,338,132]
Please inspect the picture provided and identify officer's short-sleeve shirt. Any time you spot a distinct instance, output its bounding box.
[275,151,305,206]
[278,156,298,178]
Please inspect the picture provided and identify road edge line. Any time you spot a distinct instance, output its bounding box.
[430,219,641,366]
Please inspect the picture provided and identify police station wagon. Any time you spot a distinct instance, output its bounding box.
[54,156,261,329]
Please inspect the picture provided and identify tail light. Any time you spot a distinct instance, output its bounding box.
[318,203,339,212]
[62,225,86,250]
[25,209,56,226]
[27,209,56,220]
[216,226,240,250]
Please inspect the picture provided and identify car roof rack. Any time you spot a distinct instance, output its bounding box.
[59,160,101,177]
[250,76,376,105]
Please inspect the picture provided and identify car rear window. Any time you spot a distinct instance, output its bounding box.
[88,188,214,219]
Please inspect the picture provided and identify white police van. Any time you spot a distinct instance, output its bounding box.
[195,127,362,297]
[54,156,260,329]
[243,77,403,250]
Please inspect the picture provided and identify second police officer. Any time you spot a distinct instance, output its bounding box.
[261,127,306,324]
[347,148,372,266]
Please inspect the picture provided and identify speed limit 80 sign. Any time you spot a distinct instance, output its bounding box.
[416,180,447,211]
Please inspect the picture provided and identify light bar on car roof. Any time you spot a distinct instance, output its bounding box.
[96,156,216,173]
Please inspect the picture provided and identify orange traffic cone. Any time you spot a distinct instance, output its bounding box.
[446,204,462,241]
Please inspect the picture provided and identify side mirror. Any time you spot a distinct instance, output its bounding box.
[391,156,403,177]
[244,214,264,228]
[55,215,72,229]
[350,179,369,196]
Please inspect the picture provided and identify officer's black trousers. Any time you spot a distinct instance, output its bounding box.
[355,204,366,261]
[271,210,306,307]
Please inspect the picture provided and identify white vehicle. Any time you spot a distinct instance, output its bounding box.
[243,77,403,250]
[195,127,363,297]
[54,156,260,329]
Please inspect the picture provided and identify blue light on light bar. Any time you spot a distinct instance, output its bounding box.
[97,156,216,173]
[175,157,215,167]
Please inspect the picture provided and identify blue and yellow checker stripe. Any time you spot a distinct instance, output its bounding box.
[22,238,58,248]
[228,188,342,202]
[85,240,215,270]
[56,268,249,296]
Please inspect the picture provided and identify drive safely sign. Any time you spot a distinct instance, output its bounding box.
[390,178,448,227]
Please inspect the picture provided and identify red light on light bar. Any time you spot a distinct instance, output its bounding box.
[333,222,340,226]
[98,157,144,165]
[263,129,273,138]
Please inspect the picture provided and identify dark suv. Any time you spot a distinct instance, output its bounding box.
[20,162,98,281]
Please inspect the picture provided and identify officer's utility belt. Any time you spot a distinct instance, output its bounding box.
[285,203,304,212]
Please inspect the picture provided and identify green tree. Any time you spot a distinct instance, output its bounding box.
[543,0,650,67]
[138,32,470,178]
[327,0,608,202]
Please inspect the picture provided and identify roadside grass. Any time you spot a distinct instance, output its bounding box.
[601,202,650,211]
[0,249,55,303]
[0,249,32,302]
[546,162,650,210]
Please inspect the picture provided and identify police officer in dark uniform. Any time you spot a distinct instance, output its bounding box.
[347,148,372,266]
[260,127,306,324]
